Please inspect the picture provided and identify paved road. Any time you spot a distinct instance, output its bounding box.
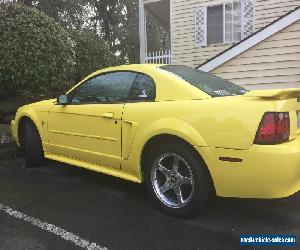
[0,157,299,250]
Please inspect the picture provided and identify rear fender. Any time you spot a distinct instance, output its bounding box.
[139,118,208,148]
[123,117,208,176]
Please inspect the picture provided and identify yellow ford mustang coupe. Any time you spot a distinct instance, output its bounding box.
[11,64,300,216]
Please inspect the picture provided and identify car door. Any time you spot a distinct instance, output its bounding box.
[47,71,138,169]
[121,73,156,161]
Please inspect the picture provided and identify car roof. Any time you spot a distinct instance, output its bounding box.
[93,64,164,73]
[68,64,211,101]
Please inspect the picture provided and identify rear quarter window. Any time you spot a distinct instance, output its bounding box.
[160,65,248,97]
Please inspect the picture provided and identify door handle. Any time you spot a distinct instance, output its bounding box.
[102,112,114,118]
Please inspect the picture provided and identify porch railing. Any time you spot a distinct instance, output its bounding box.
[145,50,171,64]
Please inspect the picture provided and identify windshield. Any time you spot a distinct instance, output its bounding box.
[160,65,248,97]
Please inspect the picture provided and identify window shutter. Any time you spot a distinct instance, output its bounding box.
[195,7,207,47]
[241,0,254,39]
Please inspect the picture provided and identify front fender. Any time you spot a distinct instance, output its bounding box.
[13,102,53,147]
[13,109,43,146]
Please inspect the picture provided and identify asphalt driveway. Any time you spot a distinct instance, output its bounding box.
[0,156,299,250]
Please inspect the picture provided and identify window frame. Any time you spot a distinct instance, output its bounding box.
[206,4,225,46]
[207,1,242,46]
[196,0,243,47]
[66,70,157,105]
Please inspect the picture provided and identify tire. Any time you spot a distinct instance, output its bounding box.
[144,141,214,217]
[24,121,44,167]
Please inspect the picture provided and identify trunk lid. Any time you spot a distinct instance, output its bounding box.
[244,88,300,100]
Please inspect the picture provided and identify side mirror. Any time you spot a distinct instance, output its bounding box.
[57,95,69,105]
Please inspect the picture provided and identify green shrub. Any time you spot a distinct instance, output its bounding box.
[71,30,120,83]
[0,3,74,100]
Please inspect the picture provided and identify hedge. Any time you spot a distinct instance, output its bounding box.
[0,3,119,102]
[0,3,74,100]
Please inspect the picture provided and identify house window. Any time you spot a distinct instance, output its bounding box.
[207,2,241,45]
[195,0,254,47]
[225,2,242,43]
[207,5,224,45]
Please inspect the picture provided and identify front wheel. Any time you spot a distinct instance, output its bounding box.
[24,121,44,167]
[144,142,214,217]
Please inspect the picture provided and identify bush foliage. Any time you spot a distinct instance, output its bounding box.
[0,3,74,100]
[0,3,119,101]
[72,30,120,83]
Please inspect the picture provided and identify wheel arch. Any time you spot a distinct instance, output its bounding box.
[18,115,41,148]
[140,133,215,194]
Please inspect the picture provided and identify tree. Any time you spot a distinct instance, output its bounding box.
[119,0,140,63]
[71,30,120,82]
[17,0,89,30]
[5,0,142,63]
[89,0,139,63]
[16,0,140,63]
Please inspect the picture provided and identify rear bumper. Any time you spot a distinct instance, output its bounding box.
[196,137,300,198]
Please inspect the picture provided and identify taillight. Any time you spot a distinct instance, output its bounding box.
[254,112,290,145]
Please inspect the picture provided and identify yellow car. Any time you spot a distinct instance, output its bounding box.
[11,64,300,216]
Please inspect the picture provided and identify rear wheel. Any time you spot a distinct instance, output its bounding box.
[24,121,44,167]
[144,141,214,217]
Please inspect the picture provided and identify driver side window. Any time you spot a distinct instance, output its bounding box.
[70,71,138,103]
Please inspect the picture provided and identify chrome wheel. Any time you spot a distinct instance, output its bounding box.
[151,153,194,208]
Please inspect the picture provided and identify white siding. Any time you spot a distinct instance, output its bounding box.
[255,0,300,30]
[211,20,300,89]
